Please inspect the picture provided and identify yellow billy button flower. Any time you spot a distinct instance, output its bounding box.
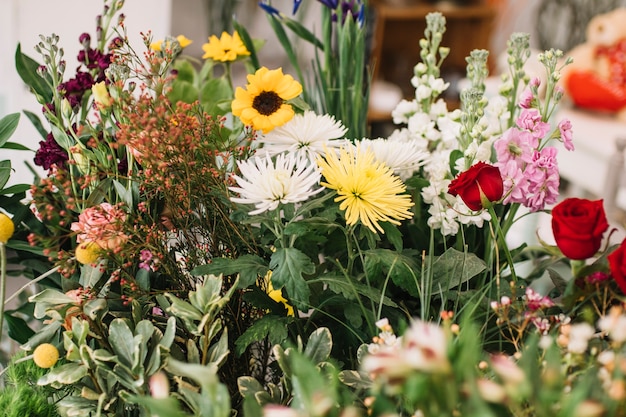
[202,31,250,62]
[317,145,414,234]
[232,67,303,133]
[0,212,14,244]
[33,343,60,368]
[92,81,112,108]
[75,241,101,265]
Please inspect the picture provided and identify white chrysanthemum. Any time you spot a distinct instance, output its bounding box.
[392,99,419,124]
[230,153,323,215]
[257,110,348,161]
[357,137,429,179]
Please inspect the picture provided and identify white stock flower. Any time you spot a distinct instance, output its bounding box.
[258,110,348,161]
[357,137,429,179]
[415,84,433,101]
[230,153,323,215]
[392,99,419,124]
[428,76,450,94]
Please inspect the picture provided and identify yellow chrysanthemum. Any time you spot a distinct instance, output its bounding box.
[202,31,250,62]
[264,271,294,316]
[150,35,193,51]
[33,343,60,368]
[231,67,303,133]
[0,212,14,244]
[75,241,101,265]
[317,145,414,234]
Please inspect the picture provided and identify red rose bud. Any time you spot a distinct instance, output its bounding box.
[608,240,626,294]
[551,198,608,260]
[448,162,504,211]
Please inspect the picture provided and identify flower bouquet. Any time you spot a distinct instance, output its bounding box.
[1,1,626,416]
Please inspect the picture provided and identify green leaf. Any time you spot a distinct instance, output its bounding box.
[0,183,31,196]
[37,363,88,385]
[303,327,332,364]
[269,248,314,309]
[23,109,49,139]
[238,376,265,399]
[233,20,261,70]
[108,318,136,369]
[0,113,20,147]
[200,77,233,116]
[167,80,199,104]
[173,59,197,84]
[15,44,53,104]
[1,141,31,151]
[235,315,291,356]
[0,160,10,190]
[380,221,404,251]
[3,313,35,344]
[192,255,268,288]
[364,249,421,297]
[430,247,487,290]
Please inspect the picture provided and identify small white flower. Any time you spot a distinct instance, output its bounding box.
[230,153,323,215]
[598,308,626,344]
[428,76,450,94]
[567,322,595,354]
[391,99,419,124]
[258,110,347,161]
[415,84,433,101]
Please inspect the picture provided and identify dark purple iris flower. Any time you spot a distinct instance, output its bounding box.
[34,132,68,170]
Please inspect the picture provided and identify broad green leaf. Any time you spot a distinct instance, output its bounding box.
[0,160,10,190]
[108,318,136,368]
[50,124,73,150]
[167,80,199,104]
[238,376,265,399]
[303,327,332,364]
[235,315,291,356]
[364,249,421,297]
[172,59,197,84]
[270,248,314,309]
[0,113,20,146]
[430,247,486,290]
[200,77,233,116]
[1,141,30,151]
[15,44,53,103]
[192,255,268,288]
[233,20,261,70]
[3,313,35,343]
[380,221,404,252]
[29,288,76,318]
[0,182,32,195]
[37,363,88,385]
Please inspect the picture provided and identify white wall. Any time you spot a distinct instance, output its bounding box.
[0,0,172,186]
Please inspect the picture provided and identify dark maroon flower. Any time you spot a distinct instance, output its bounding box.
[58,71,95,108]
[34,132,68,170]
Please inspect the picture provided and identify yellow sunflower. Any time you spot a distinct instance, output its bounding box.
[202,31,250,62]
[231,67,303,133]
[317,145,414,234]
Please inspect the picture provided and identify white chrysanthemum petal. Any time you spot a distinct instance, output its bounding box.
[230,153,323,215]
[357,137,429,179]
[258,110,348,161]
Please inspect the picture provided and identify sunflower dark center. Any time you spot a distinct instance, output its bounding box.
[253,91,283,116]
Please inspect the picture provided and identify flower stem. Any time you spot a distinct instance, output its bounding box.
[0,243,6,341]
[487,205,517,282]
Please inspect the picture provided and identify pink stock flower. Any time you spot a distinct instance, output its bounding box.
[518,88,534,109]
[71,202,128,250]
[499,160,529,205]
[516,108,550,140]
[522,147,560,211]
[494,128,535,166]
[558,118,575,151]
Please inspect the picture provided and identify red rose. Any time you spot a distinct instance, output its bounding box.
[551,198,608,260]
[448,162,504,211]
[608,239,626,294]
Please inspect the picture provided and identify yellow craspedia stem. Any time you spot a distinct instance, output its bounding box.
[0,213,14,244]
[33,343,60,368]
[75,241,101,265]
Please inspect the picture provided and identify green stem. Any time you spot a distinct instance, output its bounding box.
[0,243,6,341]
[487,205,517,282]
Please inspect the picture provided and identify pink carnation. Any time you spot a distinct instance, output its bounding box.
[71,202,128,250]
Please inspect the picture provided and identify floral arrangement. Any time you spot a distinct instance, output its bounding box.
[1,1,626,417]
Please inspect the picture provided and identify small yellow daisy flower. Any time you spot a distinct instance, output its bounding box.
[75,241,101,265]
[0,212,14,244]
[232,67,303,133]
[33,343,60,368]
[317,145,414,234]
[202,31,250,62]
